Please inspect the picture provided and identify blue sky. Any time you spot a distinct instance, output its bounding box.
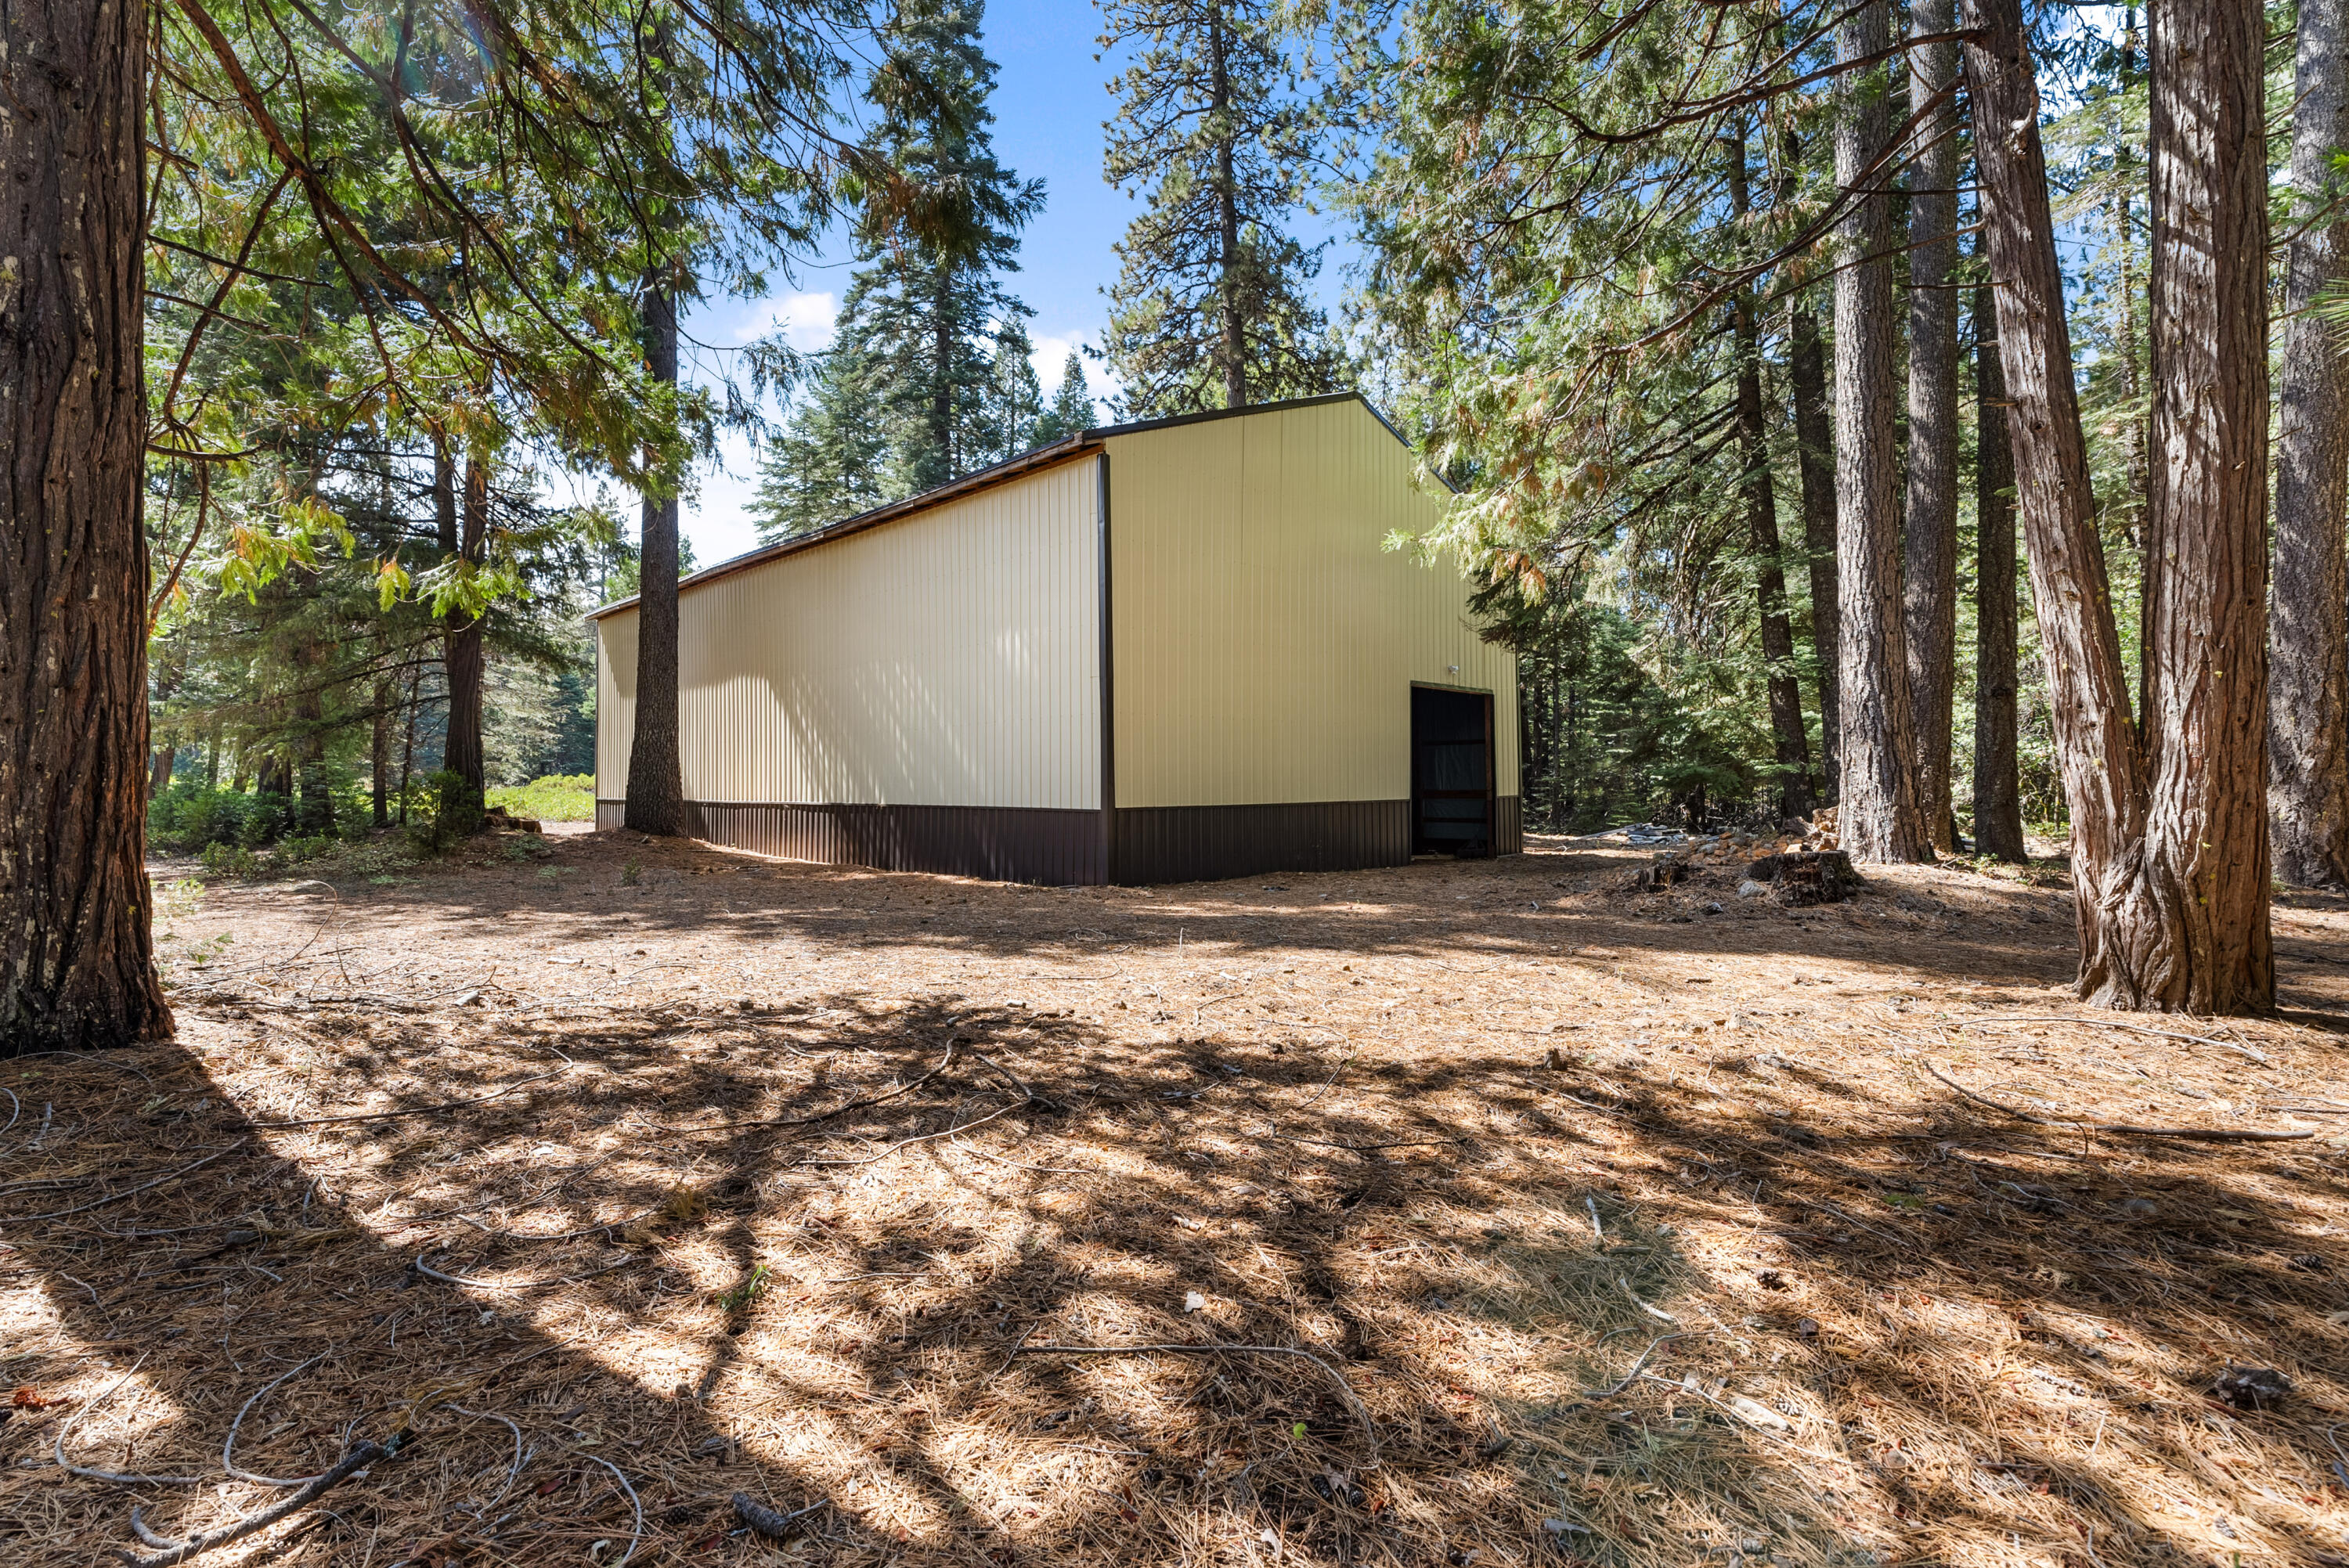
[669,0,1232,566]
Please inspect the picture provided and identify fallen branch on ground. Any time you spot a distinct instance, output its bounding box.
[583,1456,642,1568]
[1921,1061,2312,1141]
[113,1433,406,1566]
[1958,1015,2274,1065]
[57,1357,207,1486]
[413,1251,638,1291]
[733,1492,829,1541]
[4,1142,246,1224]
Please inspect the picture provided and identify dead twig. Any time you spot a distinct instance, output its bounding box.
[1580,1332,1701,1400]
[4,1142,245,1224]
[56,1357,207,1486]
[413,1251,638,1291]
[733,1491,828,1541]
[583,1455,641,1568]
[1958,1015,2274,1065]
[224,1355,327,1485]
[1921,1060,2312,1141]
[445,1406,525,1508]
[113,1433,404,1566]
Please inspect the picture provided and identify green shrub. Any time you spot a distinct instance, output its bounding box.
[407,770,485,854]
[487,773,595,823]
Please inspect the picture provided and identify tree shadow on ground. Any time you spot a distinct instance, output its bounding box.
[5,956,2347,1567]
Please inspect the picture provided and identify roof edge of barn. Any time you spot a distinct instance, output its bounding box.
[587,391,1434,619]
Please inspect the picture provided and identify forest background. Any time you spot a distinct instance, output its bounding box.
[16,0,2286,1033]
[134,0,2194,866]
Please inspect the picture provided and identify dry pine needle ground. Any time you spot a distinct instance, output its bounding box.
[2,827,2347,1568]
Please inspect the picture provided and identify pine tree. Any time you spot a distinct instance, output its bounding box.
[1034,352,1099,442]
[967,315,1046,465]
[1097,0,1340,414]
[847,0,1042,490]
[752,0,1040,523]
[752,347,893,542]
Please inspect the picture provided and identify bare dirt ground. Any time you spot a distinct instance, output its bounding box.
[5,829,2349,1568]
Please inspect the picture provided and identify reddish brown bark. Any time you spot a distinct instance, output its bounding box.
[1970,270,2026,863]
[2270,0,2349,888]
[2138,0,2273,1010]
[1903,0,1960,850]
[0,0,174,1047]
[1727,135,1812,820]
[1961,0,2272,1012]
[1831,0,1931,862]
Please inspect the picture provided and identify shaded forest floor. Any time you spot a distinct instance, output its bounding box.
[5,831,2349,1568]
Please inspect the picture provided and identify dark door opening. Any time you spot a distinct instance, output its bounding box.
[1411,686,1494,856]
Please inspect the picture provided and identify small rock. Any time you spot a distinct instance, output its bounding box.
[2118,1198,2159,1220]
[2208,1366,2290,1411]
[1737,880,1771,899]
[1794,1317,1820,1339]
[1184,1291,1208,1313]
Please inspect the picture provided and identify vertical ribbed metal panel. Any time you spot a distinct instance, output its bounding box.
[1108,801,1410,885]
[594,612,640,802]
[1105,399,1519,812]
[593,457,1100,813]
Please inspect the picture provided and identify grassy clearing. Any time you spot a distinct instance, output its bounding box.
[488,772,596,822]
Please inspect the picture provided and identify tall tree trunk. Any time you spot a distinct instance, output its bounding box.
[1961,0,2272,1013]
[1971,269,2026,863]
[933,266,957,481]
[0,0,172,1049]
[1904,0,1960,849]
[149,740,175,800]
[2139,0,2273,1009]
[1788,297,1841,803]
[370,676,393,828]
[1207,0,1245,409]
[1832,0,1930,861]
[626,276,687,835]
[443,456,489,798]
[1727,135,1813,819]
[2270,0,2349,888]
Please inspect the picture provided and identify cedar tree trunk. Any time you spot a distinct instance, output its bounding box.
[1903,0,1960,849]
[625,279,687,835]
[442,454,488,799]
[2139,0,2273,1009]
[1971,269,2026,862]
[1962,0,2273,1011]
[1832,0,1931,860]
[1788,296,1841,804]
[2270,0,2349,888]
[1727,135,1813,819]
[0,0,174,1047]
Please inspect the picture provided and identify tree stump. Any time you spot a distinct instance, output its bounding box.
[1744,850,1864,906]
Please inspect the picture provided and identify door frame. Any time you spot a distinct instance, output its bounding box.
[1409,682,1496,857]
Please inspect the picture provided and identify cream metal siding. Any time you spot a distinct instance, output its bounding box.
[596,456,1102,809]
[594,607,640,802]
[1106,400,1517,809]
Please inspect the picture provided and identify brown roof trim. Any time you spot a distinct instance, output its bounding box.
[590,435,1100,618]
[589,391,1442,621]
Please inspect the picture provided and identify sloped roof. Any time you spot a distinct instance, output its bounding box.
[589,392,1425,619]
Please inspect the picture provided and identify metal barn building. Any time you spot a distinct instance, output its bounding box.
[590,394,1521,885]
